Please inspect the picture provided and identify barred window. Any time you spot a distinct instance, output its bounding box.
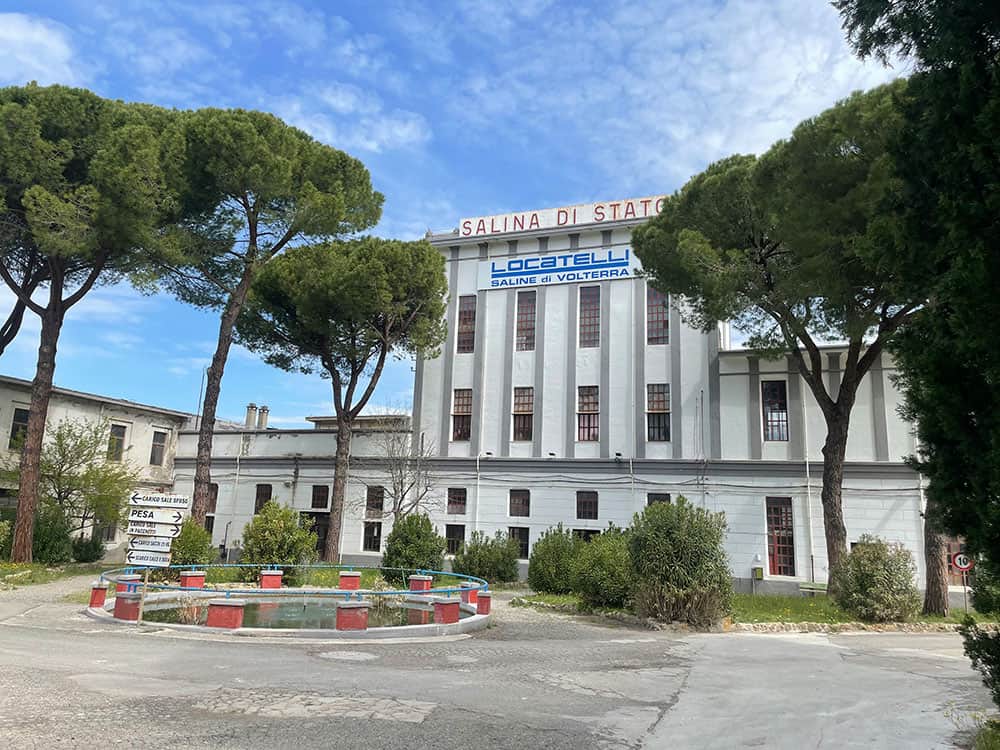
[311,485,329,509]
[447,488,467,515]
[646,383,671,442]
[576,491,598,520]
[446,524,465,555]
[457,295,477,353]
[363,521,382,552]
[646,492,671,506]
[509,526,530,559]
[762,381,789,442]
[516,290,536,351]
[512,387,533,441]
[452,388,472,441]
[766,497,795,576]
[577,385,599,442]
[509,489,530,517]
[647,287,669,345]
[579,286,600,347]
[254,484,272,514]
[366,486,385,518]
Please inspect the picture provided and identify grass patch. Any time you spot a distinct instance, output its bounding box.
[518,593,583,608]
[62,589,94,605]
[732,593,852,624]
[975,722,1000,750]
[0,562,106,588]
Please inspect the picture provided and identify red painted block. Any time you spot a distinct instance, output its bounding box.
[89,582,108,609]
[116,574,141,594]
[179,571,206,589]
[336,602,370,631]
[113,592,141,621]
[433,598,460,625]
[460,583,479,605]
[477,592,492,616]
[339,570,362,590]
[206,599,245,629]
[259,570,284,589]
[409,574,433,592]
[407,608,432,625]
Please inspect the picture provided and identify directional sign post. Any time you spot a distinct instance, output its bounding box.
[124,491,192,624]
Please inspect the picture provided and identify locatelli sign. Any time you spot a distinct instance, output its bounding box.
[478,247,640,289]
[460,195,666,238]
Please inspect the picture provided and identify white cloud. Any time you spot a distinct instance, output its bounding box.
[0,13,82,86]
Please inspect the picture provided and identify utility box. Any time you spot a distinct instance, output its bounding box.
[751,565,764,581]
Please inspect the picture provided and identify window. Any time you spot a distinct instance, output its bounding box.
[452,389,472,441]
[8,407,28,450]
[509,489,530,517]
[207,483,219,515]
[204,516,215,535]
[446,524,465,555]
[512,387,533,441]
[647,492,671,506]
[577,386,599,442]
[766,497,795,576]
[762,381,789,441]
[576,491,598,520]
[647,287,669,345]
[98,523,116,543]
[107,424,127,462]
[363,521,382,552]
[456,295,477,353]
[254,484,272,514]
[509,526,530,559]
[646,384,671,442]
[574,529,600,542]
[516,290,536,351]
[579,286,600,347]
[447,488,467,515]
[366,486,385,519]
[311,485,329,510]
[149,430,168,466]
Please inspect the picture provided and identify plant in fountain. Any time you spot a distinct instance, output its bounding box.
[240,501,317,586]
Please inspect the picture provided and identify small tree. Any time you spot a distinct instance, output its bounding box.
[829,535,920,622]
[240,501,317,586]
[572,526,632,610]
[452,531,520,583]
[0,417,138,538]
[381,514,446,586]
[527,524,578,594]
[236,238,447,561]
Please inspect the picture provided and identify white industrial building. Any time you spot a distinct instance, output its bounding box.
[170,196,935,589]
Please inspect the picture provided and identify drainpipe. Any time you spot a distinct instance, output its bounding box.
[475,452,481,535]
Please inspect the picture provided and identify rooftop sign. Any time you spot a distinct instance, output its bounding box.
[478,247,640,289]
[459,195,667,238]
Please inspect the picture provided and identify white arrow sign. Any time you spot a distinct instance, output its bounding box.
[128,492,192,510]
[126,522,182,538]
[128,536,173,553]
[128,507,185,525]
[125,549,172,568]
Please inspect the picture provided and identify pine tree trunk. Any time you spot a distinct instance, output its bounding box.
[324,420,352,562]
[191,267,256,524]
[922,495,950,616]
[820,415,850,576]
[10,308,63,562]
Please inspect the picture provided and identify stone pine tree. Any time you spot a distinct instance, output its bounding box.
[160,109,383,525]
[835,0,1000,614]
[0,84,179,562]
[633,81,924,576]
[236,238,447,561]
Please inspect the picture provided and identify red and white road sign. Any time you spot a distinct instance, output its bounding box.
[952,552,974,572]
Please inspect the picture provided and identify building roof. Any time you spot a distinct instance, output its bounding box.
[0,373,195,421]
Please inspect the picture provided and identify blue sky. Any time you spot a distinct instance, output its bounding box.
[0,0,900,427]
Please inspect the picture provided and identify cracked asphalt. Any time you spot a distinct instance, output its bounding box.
[0,574,993,749]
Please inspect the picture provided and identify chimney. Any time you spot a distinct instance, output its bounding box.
[256,405,269,430]
[245,403,257,429]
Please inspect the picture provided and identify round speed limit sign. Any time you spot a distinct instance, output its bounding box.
[952,552,974,572]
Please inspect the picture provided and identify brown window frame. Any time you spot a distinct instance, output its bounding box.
[578,286,600,348]
[452,388,472,441]
[646,492,671,506]
[762,380,789,442]
[646,383,671,442]
[447,488,467,515]
[509,526,530,559]
[577,385,599,442]
[574,528,600,542]
[508,489,530,517]
[366,486,385,519]
[766,497,795,576]
[207,483,219,515]
[445,524,465,555]
[254,484,272,514]
[8,407,29,450]
[646,287,669,345]
[512,386,533,441]
[311,485,329,510]
[515,290,536,351]
[456,295,477,353]
[363,521,382,552]
[576,491,598,520]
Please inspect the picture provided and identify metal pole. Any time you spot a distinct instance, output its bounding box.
[963,570,969,613]
[137,568,150,624]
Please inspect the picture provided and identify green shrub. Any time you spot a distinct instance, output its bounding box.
[240,501,318,586]
[0,518,11,560]
[71,533,105,563]
[829,534,920,622]
[171,519,216,568]
[629,497,733,626]
[972,557,1000,616]
[960,616,1000,711]
[381,514,446,586]
[528,524,578,594]
[32,502,73,564]
[452,531,520,583]
[572,526,632,609]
